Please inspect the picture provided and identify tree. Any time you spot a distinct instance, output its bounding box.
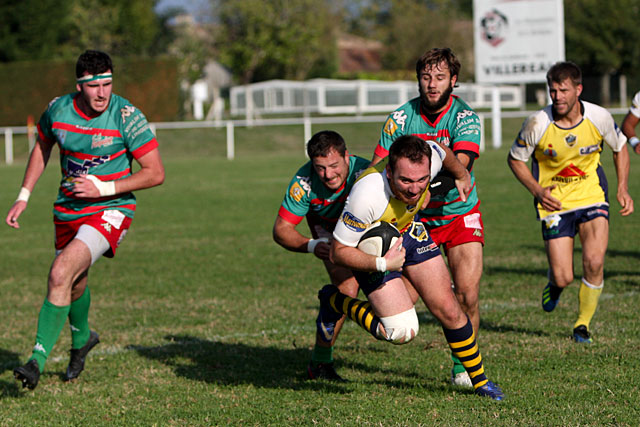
[0,0,165,62]
[565,0,640,103]
[213,0,338,83]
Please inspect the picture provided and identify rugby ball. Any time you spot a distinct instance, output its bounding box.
[357,221,400,257]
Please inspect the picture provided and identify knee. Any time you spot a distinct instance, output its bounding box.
[550,269,573,288]
[583,254,604,276]
[454,287,479,313]
[379,308,419,345]
[48,263,72,291]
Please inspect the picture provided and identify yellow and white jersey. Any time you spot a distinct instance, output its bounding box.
[333,143,445,247]
[628,91,640,118]
[510,100,626,219]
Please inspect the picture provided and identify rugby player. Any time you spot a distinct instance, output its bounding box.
[508,61,633,343]
[273,130,369,381]
[370,48,484,387]
[6,50,165,389]
[621,90,640,155]
[320,135,504,400]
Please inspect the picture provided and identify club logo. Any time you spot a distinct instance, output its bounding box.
[480,9,508,47]
[565,133,577,147]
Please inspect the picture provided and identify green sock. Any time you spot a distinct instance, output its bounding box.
[29,299,71,373]
[311,345,333,364]
[451,353,466,375]
[69,287,91,350]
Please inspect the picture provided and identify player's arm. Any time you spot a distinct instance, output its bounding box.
[272,216,330,260]
[370,153,385,167]
[437,142,471,202]
[612,145,634,216]
[507,154,562,212]
[72,148,165,198]
[330,237,405,273]
[621,112,640,155]
[5,136,56,229]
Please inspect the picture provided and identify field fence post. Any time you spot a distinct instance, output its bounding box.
[478,113,485,153]
[4,128,14,165]
[304,117,311,158]
[491,86,502,149]
[226,121,235,160]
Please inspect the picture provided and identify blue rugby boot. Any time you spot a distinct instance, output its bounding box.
[573,325,593,344]
[542,282,562,312]
[316,284,341,343]
[475,381,505,401]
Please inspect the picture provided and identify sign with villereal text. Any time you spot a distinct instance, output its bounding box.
[473,0,565,84]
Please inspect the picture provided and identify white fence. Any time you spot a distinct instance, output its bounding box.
[2,108,630,164]
[230,79,525,116]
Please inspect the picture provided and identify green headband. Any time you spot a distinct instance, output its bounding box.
[77,73,113,84]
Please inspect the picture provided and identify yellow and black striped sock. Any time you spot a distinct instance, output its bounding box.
[327,290,381,340]
[443,317,488,389]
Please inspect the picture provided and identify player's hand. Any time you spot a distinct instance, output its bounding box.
[6,200,27,229]
[313,240,332,261]
[383,236,405,271]
[72,175,102,198]
[454,169,471,203]
[536,185,562,212]
[635,144,640,156]
[617,189,634,216]
[421,190,431,210]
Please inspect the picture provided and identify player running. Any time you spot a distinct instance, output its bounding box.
[508,61,633,343]
[6,50,164,389]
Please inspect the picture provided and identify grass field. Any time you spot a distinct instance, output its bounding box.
[1,118,640,425]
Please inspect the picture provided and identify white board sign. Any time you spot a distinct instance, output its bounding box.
[473,0,565,84]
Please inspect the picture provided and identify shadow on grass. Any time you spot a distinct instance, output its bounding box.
[128,335,467,396]
[127,335,352,392]
[0,348,23,398]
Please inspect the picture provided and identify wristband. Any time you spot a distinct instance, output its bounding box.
[375,257,387,272]
[16,187,31,203]
[307,237,329,253]
[629,136,640,148]
[85,175,116,197]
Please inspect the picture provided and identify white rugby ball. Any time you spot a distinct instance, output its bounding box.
[357,221,400,257]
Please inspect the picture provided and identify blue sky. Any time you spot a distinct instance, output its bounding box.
[155,0,210,15]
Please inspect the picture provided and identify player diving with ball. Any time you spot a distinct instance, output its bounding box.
[320,135,505,400]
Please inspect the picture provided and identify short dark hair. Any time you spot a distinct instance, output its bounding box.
[416,48,461,80]
[546,61,582,87]
[306,130,347,158]
[76,50,113,78]
[388,135,432,172]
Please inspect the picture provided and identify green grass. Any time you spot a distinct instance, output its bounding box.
[1,121,640,425]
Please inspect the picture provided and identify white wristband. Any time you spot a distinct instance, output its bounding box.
[307,237,329,253]
[629,136,640,148]
[375,257,387,272]
[16,187,31,203]
[85,174,116,197]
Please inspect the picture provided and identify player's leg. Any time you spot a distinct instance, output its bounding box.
[573,216,608,343]
[14,239,92,389]
[63,225,110,380]
[445,241,483,387]
[542,236,574,312]
[404,256,503,399]
[308,261,358,381]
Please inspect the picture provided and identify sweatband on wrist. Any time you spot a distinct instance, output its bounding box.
[85,175,116,197]
[375,257,387,272]
[307,238,329,253]
[629,136,640,148]
[16,187,31,203]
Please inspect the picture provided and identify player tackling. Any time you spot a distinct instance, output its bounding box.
[6,50,164,389]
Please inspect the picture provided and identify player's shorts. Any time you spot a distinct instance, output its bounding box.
[420,204,484,250]
[541,205,609,240]
[54,209,133,258]
[354,221,441,296]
